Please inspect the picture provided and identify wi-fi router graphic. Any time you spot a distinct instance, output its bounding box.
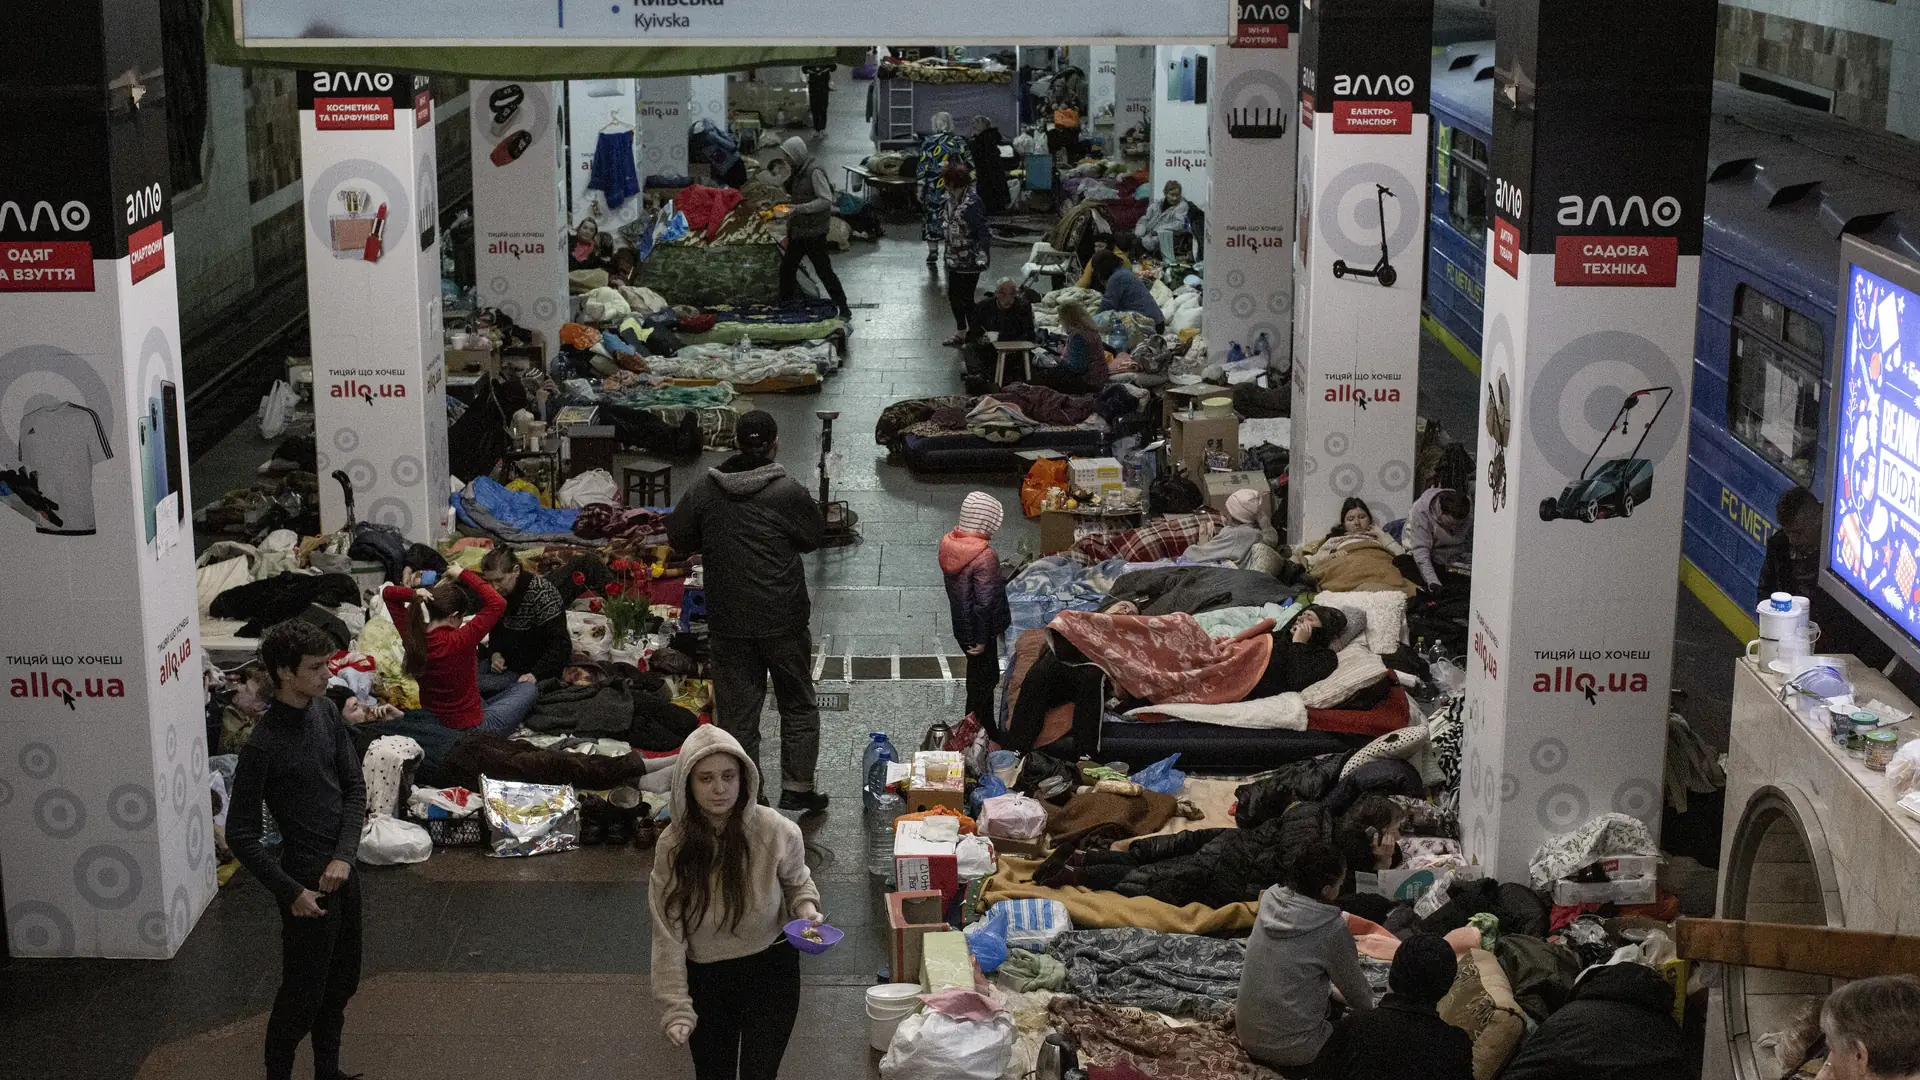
[1227,106,1287,140]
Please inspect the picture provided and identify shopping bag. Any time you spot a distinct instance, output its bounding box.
[1020,457,1069,519]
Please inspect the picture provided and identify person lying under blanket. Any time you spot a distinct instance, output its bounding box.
[1003,604,1347,756]
[1291,497,1417,596]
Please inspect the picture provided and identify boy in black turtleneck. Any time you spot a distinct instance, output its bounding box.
[1311,932,1472,1080]
[227,619,368,1080]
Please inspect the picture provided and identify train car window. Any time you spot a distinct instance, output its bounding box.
[1728,283,1822,485]
[1446,129,1490,245]
[1434,123,1453,198]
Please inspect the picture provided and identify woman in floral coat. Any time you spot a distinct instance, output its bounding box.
[917,111,974,265]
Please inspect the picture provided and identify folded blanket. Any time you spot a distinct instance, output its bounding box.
[986,857,1259,934]
[1125,692,1308,730]
[1049,610,1274,705]
[1301,535,1416,595]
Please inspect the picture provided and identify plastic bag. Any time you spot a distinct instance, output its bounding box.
[1130,753,1187,795]
[1889,740,1920,795]
[956,835,997,881]
[1020,457,1069,519]
[481,775,580,858]
[990,898,1071,951]
[359,815,433,865]
[878,1009,1016,1080]
[568,610,613,662]
[558,469,619,509]
[978,794,1046,840]
[408,786,481,819]
[964,906,1010,973]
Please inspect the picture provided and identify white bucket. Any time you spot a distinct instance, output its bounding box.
[865,983,923,1052]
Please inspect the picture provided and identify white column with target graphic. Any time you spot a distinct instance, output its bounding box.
[1287,0,1431,540]
[471,81,567,359]
[1461,0,1718,878]
[300,70,450,542]
[0,0,213,958]
[1207,4,1300,374]
[638,77,692,184]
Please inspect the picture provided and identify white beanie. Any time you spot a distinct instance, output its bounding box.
[1224,488,1263,525]
[958,491,1004,536]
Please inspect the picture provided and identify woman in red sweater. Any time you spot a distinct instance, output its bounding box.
[382,566,538,733]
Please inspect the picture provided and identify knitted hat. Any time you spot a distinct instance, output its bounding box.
[780,136,809,167]
[1224,488,1263,525]
[958,492,1004,537]
[1388,933,1459,1003]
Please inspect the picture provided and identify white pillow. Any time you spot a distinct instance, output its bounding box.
[1340,721,1430,778]
[1315,590,1408,655]
[1300,642,1389,710]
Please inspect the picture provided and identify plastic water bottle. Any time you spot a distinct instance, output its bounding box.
[862,732,898,811]
[867,791,906,878]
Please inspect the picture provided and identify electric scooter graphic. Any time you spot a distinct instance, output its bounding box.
[1332,184,1398,287]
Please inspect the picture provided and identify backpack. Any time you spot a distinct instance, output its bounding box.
[1148,463,1204,515]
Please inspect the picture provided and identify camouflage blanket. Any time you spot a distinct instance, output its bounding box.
[1048,927,1245,1019]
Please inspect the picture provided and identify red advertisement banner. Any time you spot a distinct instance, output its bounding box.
[414,89,432,128]
[1232,24,1290,47]
[1492,217,1520,279]
[314,97,396,131]
[128,221,165,284]
[1332,99,1412,135]
[1552,235,1678,287]
[1300,92,1314,130]
[0,241,95,292]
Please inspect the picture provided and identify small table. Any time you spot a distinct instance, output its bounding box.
[993,340,1036,386]
[614,454,673,508]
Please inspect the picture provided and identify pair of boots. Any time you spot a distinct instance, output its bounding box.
[579,788,651,848]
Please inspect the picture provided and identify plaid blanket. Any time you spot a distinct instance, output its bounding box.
[1069,511,1224,565]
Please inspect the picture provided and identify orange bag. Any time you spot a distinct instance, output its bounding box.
[1020,457,1069,519]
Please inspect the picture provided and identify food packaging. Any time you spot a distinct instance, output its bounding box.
[480,775,580,858]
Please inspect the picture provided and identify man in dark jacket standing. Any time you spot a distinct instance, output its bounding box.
[776,136,852,319]
[228,620,369,1080]
[667,410,829,813]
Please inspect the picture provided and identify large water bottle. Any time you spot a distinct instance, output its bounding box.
[867,791,906,878]
[862,732,898,811]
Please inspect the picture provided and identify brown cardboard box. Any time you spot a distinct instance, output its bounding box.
[1204,470,1273,520]
[1039,509,1079,555]
[886,891,949,984]
[1168,411,1239,483]
[990,833,1050,859]
[904,785,965,815]
[445,347,498,376]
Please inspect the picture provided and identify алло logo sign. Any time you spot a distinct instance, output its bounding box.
[1330,74,1415,135]
[0,200,96,293]
[1550,193,1684,288]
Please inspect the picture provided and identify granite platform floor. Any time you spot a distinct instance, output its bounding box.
[35,30,1752,1079]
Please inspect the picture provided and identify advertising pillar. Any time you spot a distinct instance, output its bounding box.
[1206,3,1300,373]
[1089,47,1118,129]
[1286,0,1432,540]
[689,75,730,133]
[638,77,691,182]
[0,0,214,958]
[471,81,567,359]
[567,80,642,234]
[1461,0,1718,877]
[299,70,450,542]
[1151,47,1213,206]
[1114,46,1156,141]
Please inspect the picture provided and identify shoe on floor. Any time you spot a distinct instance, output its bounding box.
[777,789,830,815]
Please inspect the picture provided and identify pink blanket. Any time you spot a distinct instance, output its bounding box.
[1049,611,1274,705]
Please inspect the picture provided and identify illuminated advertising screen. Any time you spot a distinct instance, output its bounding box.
[1825,243,1920,660]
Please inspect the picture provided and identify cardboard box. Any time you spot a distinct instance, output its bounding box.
[886,890,949,984]
[1069,456,1124,494]
[1168,411,1239,483]
[920,931,975,992]
[444,347,498,376]
[1354,864,1483,902]
[1591,856,1661,881]
[893,819,960,897]
[989,833,1050,859]
[1204,471,1273,520]
[1039,509,1079,556]
[1551,876,1657,906]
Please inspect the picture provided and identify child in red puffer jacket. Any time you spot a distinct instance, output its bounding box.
[939,492,1013,732]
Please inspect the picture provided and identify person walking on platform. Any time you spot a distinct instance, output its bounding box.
[668,410,829,814]
[227,620,369,1080]
[775,137,852,320]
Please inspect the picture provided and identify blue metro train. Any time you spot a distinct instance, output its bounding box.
[1424,42,1920,636]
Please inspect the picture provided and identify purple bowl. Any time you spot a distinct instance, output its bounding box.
[784,918,843,954]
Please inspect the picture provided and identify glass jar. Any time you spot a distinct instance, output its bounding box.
[1864,730,1899,772]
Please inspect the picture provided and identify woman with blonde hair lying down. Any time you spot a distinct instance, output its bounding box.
[1291,497,1416,595]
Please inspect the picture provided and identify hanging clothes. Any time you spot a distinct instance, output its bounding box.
[587,129,640,210]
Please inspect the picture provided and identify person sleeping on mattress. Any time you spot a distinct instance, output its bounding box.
[1291,498,1417,596]
[1004,605,1346,755]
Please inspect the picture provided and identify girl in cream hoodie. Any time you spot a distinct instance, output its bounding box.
[651,725,823,1079]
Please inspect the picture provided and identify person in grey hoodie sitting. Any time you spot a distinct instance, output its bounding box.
[667,410,829,814]
[1236,841,1375,1077]
[775,136,851,319]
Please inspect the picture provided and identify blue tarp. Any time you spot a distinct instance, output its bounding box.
[454,477,581,541]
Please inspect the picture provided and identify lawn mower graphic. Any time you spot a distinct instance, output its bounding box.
[1539,385,1673,523]
[1332,184,1398,287]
